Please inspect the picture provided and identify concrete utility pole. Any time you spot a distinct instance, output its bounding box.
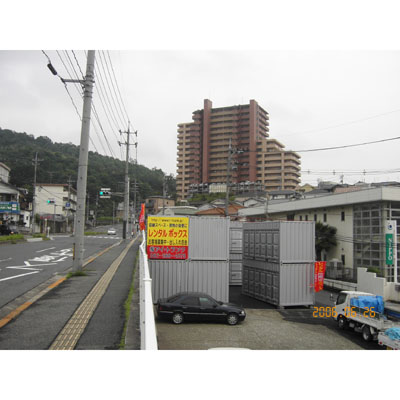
[119,125,137,239]
[162,175,166,215]
[66,176,75,234]
[72,50,96,272]
[225,137,232,217]
[31,152,43,234]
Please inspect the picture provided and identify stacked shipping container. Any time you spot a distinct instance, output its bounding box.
[242,221,315,307]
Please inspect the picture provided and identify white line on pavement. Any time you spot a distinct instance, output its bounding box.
[6,263,57,268]
[0,271,40,282]
[7,267,43,271]
[0,258,12,263]
[36,247,56,253]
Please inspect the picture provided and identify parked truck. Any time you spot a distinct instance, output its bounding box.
[332,291,400,342]
[378,327,400,350]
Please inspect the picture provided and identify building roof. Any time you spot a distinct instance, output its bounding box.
[0,162,11,172]
[196,203,243,216]
[238,187,400,217]
[156,206,198,216]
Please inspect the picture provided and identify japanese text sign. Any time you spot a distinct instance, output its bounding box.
[147,216,189,260]
[314,261,326,292]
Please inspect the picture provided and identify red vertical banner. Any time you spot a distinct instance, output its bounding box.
[139,203,146,231]
[314,261,326,292]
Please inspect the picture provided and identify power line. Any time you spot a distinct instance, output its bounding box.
[42,50,99,154]
[293,136,400,153]
[106,50,131,123]
[282,108,400,139]
[58,50,116,157]
[101,50,128,126]
[96,52,127,129]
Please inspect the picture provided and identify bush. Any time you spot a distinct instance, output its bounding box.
[0,234,25,242]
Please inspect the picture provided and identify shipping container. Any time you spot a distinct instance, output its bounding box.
[188,217,230,260]
[148,216,230,303]
[242,221,315,307]
[149,260,229,303]
[243,221,315,263]
[229,221,243,286]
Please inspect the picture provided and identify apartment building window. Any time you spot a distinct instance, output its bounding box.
[323,213,327,222]
[305,215,308,221]
[341,255,345,266]
[299,215,303,221]
[341,211,345,221]
[314,214,317,222]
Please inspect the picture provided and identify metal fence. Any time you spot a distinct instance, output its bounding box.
[139,231,158,350]
[325,265,357,282]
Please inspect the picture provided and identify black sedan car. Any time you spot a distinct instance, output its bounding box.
[156,292,246,325]
[0,224,18,236]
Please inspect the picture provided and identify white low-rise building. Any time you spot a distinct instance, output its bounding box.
[238,186,400,283]
[35,184,77,233]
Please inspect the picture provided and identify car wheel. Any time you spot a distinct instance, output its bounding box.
[227,313,239,326]
[172,312,184,324]
[362,326,372,342]
[337,315,348,330]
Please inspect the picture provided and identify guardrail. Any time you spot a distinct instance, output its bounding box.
[139,231,158,350]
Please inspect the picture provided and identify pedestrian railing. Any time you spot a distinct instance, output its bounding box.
[139,231,158,350]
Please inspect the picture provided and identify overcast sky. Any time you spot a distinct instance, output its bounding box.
[1,49,400,187]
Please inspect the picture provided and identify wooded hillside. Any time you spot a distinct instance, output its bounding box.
[0,128,176,216]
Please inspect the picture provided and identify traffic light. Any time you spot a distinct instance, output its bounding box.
[99,188,111,199]
[47,199,55,204]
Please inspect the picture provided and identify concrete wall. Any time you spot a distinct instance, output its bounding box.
[323,279,357,291]
[357,267,400,301]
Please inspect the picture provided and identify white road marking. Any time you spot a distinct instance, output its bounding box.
[0,257,12,263]
[36,247,56,253]
[0,271,40,282]
[7,266,43,271]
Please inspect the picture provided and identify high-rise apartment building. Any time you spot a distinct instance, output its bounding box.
[176,99,301,201]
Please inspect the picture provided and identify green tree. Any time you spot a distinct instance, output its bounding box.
[315,221,337,260]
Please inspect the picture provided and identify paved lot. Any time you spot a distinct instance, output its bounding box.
[155,287,383,350]
[155,308,365,350]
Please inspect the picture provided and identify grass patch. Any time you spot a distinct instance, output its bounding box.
[0,234,25,242]
[119,250,139,350]
[32,233,50,240]
[84,231,107,236]
[66,270,88,279]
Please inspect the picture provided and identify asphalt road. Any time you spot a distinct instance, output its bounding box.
[0,235,140,350]
[0,228,122,309]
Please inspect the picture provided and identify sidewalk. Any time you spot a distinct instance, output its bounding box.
[0,235,141,350]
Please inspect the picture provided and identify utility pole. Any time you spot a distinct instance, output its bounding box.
[119,125,137,239]
[162,175,166,215]
[225,137,232,217]
[31,152,43,234]
[66,176,75,234]
[72,50,96,272]
[86,192,90,226]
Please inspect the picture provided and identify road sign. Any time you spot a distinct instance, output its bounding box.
[146,216,189,260]
[65,202,71,208]
[0,201,20,214]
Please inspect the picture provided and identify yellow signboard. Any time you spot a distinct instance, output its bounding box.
[147,216,189,259]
